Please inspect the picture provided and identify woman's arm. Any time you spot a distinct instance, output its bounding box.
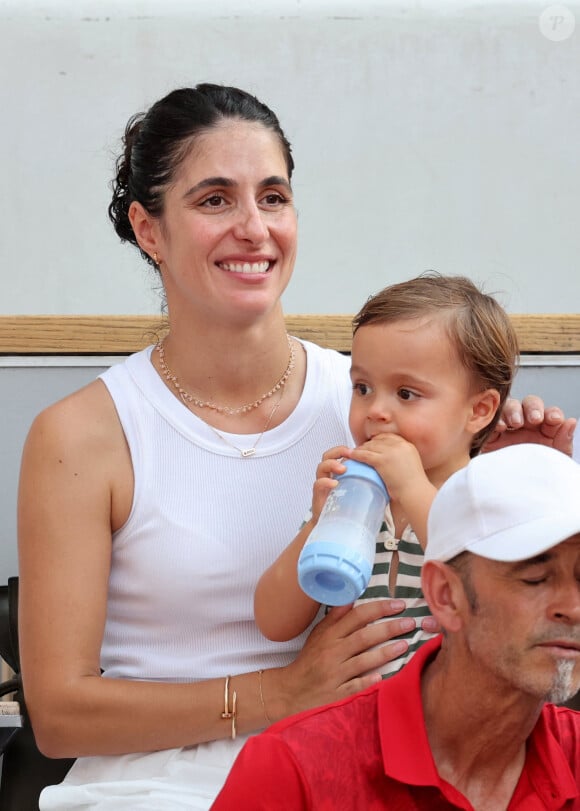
[18,393,419,758]
[18,381,285,756]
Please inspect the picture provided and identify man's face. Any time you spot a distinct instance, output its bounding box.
[459,535,580,704]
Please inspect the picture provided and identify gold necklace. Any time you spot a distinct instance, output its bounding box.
[207,385,285,458]
[156,336,296,416]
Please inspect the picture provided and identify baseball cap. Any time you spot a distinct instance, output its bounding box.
[425,444,580,563]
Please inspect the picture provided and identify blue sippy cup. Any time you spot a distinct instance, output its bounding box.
[297,459,389,606]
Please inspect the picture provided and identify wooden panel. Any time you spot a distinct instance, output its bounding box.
[0,314,579,354]
[507,314,580,353]
[0,316,168,355]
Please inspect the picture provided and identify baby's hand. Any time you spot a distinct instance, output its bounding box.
[350,434,425,501]
[311,445,352,522]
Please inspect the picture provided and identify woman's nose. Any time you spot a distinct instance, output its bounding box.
[233,202,268,243]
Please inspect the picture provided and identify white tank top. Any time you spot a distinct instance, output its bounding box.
[98,340,352,682]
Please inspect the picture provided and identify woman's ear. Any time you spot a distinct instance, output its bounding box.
[128,201,162,259]
[467,388,501,435]
[421,561,467,633]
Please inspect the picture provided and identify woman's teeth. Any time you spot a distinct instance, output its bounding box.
[219,261,270,274]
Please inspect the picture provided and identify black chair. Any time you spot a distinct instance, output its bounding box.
[0,577,74,811]
[0,578,22,757]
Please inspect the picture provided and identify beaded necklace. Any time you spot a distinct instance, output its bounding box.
[156,335,296,417]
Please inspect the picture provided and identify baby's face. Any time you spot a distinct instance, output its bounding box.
[348,318,478,479]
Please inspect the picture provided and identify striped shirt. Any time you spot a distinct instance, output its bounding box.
[355,505,436,678]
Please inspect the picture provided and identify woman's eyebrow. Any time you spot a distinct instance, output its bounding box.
[261,175,292,193]
[183,177,234,199]
[183,175,291,201]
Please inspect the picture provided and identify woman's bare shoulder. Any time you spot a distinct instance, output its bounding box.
[20,379,133,532]
[28,378,122,447]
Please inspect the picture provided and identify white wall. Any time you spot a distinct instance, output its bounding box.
[2,0,579,316]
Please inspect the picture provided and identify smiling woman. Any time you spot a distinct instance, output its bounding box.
[15,83,576,811]
[127,118,298,337]
[18,83,427,811]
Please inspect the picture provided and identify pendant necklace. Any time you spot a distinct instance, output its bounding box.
[155,337,294,458]
[206,384,286,458]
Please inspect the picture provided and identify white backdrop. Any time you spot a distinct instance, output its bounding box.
[2,0,579,316]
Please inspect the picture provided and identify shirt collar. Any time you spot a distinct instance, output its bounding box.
[378,634,442,786]
[378,635,579,808]
[519,706,579,807]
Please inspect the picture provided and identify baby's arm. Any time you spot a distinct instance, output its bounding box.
[350,435,436,549]
[254,447,351,641]
[254,518,320,641]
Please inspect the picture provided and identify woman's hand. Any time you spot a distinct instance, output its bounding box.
[486,395,577,455]
[270,599,438,720]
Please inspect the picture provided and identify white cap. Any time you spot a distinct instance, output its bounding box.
[425,444,580,563]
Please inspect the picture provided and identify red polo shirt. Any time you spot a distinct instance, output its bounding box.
[212,637,580,810]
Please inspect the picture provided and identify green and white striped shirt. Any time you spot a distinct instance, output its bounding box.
[355,505,436,678]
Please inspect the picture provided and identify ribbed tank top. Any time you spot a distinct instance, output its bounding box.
[98,339,352,682]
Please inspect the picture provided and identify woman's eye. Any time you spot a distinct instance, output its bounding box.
[261,192,287,206]
[201,194,226,208]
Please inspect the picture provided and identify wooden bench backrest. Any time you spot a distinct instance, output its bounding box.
[0,314,580,354]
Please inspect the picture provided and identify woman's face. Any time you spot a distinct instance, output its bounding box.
[140,119,297,328]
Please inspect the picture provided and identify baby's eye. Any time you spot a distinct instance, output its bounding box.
[353,382,372,396]
[398,388,418,401]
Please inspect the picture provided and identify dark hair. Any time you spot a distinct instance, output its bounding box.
[446,551,479,611]
[108,83,294,267]
[352,271,519,456]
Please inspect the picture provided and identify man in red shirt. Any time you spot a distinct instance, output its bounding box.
[213,444,580,810]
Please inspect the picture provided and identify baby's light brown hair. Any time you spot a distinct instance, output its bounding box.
[352,272,519,456]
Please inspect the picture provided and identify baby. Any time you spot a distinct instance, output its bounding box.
[255,272,518,676]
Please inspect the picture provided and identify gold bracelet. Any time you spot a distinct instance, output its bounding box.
[221,675,237,740]
[258,669,272,725]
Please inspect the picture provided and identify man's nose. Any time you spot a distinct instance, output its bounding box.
[549,578,580,625]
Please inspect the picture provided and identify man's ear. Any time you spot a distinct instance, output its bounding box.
[421,561,467,633]
[128,201,162,260]
[467,388,501,435]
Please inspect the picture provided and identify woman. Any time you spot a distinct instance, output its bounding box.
[17,84,575,810]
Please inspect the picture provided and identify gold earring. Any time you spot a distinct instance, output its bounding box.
[153,252,160,265]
